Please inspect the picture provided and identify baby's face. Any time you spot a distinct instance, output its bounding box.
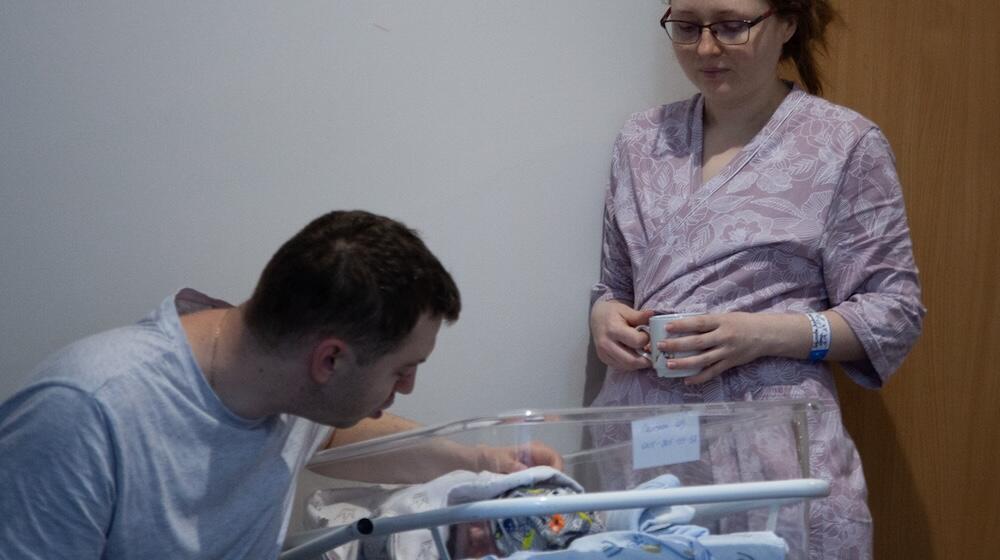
[449,521,499,557]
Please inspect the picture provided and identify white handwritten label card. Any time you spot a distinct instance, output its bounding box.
[631,412,701,470]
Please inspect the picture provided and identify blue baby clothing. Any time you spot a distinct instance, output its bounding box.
[483,531,714,559]
[603,474,709,538]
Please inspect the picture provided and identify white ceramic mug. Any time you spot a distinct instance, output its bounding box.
[636,312,706,378]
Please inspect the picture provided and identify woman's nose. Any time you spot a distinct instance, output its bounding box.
[696,28,724,55]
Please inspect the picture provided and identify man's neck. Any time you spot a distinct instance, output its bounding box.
[183,306,289,420]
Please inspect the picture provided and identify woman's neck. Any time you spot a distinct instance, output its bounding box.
[703,79,791,140]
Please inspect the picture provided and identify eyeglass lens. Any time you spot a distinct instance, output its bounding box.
[667,21,750,45]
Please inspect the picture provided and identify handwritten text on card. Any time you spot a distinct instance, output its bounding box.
[631,412,701,470]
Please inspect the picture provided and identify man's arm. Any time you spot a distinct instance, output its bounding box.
[322,412,420,449]
[0,385,115,558]
[311,412,563,483]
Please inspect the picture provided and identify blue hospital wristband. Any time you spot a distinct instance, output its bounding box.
[806,312,831,362]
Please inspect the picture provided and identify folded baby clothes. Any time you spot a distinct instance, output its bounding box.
[699,531,789,560]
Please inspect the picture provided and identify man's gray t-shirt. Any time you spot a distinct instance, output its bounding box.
[0,289,332,559]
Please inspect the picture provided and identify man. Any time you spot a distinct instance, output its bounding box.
[0,210,552,559]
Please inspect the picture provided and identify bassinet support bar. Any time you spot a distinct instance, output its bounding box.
[280,478,830,560]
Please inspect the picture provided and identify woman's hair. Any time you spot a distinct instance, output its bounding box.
[244,210,461,365]
[770,0,840,95]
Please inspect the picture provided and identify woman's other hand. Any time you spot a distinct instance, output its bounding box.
[657,311,780,385]
[590,299,656,371]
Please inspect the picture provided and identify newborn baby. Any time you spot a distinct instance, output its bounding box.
[307,467,600,559]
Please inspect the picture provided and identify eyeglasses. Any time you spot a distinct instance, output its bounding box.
[660,7,774,46]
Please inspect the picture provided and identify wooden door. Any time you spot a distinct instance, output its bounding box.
[820,1,1000,557]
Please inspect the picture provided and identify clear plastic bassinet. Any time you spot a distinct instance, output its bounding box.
[288,399,829,560]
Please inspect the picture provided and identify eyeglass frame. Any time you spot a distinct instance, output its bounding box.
[659,7,775,46]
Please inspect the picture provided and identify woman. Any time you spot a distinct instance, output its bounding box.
[589,0,925,558]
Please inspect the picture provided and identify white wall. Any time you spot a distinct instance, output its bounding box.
[0,1,693,425]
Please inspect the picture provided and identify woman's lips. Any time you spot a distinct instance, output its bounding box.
[701,67,729,78]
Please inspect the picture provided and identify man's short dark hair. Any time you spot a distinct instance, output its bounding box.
[244,210,461,364]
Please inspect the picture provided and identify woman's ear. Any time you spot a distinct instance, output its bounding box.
[781,17,797,44]
[309,337,349,385]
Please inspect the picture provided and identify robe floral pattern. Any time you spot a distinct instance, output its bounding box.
[590,86,925,559]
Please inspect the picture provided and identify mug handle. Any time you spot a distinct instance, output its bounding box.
[634,325,652,361]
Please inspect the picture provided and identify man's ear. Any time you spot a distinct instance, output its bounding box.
[309,337,350,385]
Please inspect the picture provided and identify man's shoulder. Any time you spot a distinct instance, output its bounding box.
[26,323,176,397]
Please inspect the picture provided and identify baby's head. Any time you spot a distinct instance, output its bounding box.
[448,521,500,557]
